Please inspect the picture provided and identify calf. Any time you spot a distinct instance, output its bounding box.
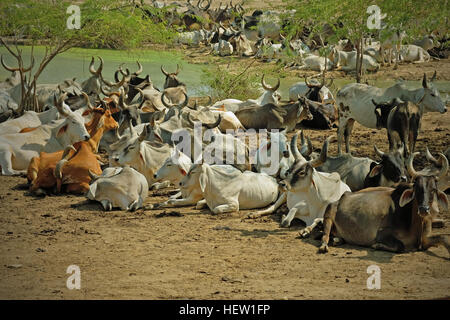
[318,152,449,254]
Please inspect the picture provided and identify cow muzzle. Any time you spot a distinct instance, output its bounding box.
[418,205,430,216]
[84,134,91,141]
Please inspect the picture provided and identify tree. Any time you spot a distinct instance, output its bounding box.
[0,0,176,115]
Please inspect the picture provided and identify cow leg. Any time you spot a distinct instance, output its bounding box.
[299,218,323,238]
[169,191,182,199]
[156,196,198,208]
[101,199,112,211]
[212,202,239,214]
[372,230,405,252]
[247,192,286,219]
[127,199,141,212]
[421,217,450,254]
[66,183,90,195]
[150,181,171,190]
[280,208,298,228]
[0,150,22,176]
[319,203,337,253]
[195,199,207,209]
[344,119,355,154]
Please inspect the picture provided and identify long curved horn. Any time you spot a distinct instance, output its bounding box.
[89,56,96,74]
[134,61,143,76]
[88,169,101,181]
[160,92,174,108]
[82,92,94,110]
[205,95,212,106]
[175,64,180,75]
[407,152,419,179]
[304,75,313,88]
[161,65,169,76]
[96,56,104,75]
[436,153,448,179]
[101,72,127,88]
[425,147,439,166]
[326,77,334,88]
[138,124,149,142]
[261,74,280,91]
[100,85,112,97]
[55,93,69,116]
[55,145,76,179]
[291,131,306,163]
[422,73,428,89]
[118,88,128,110]
[136,88,145,103]
[1,55,19,72]
[374,145,385,158]
[179,92,189,108]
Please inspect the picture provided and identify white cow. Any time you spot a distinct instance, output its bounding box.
[413,36,435,51]
[211,75,281,113]
[255,129,293,178]
[331,49,380,72]
[336,72,447,154]
[0,94,90,175]
[398,44,431,63]
[117,124,173,186]
[296,54,334,72]
[175,30,209,46]
[212,40,234,56]
[86,166,148,211]
[186,163,280,214]
[0,106,60,135]
[154,148,193,189]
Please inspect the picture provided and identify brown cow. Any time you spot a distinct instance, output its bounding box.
[317,152,449,255]
[28,104,118,195]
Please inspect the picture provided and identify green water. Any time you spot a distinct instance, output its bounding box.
[0,46,209,96]
[1,46,449,99]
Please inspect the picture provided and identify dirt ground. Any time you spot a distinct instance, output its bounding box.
[0,106,449,300]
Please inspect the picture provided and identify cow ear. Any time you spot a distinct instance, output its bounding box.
[57,124,68,137]
[399,188,415,207]
[369,164,383,177]
[179,167,187,176]
[437,190,448,211]
[82,110,91,116]
[141,106,152,113]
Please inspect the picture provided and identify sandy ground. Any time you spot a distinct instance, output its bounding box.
[0,106,449,300]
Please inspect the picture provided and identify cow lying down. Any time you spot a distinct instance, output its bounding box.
[317,152,449,254]
[86,166,148,211]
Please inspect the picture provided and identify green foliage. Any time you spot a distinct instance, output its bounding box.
[200,60,261,101]
[0,0,177,49]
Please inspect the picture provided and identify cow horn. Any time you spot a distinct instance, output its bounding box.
[261,74,280,91]
[175,64,180,75]
[309,137,327,168]
[96,56,104,75]
[407,152,419,179]
[326,77,333,88]
[114,70,121,83]
[422,73,428,89]
[88,169,101,181]
[134,61,143,76]
[82,92,94,110]
[118,88,128,110]
[179,92,189,108]
[160,92,173,108]
[89,56,96,74]
[291,131,306,163]
[425,147,439,166]
[55,145,76,179]
[374,145,384,158]
[1,55,19,72]
[100,86,112,97]
[304,75,313,88]
[436,153,449,179]
[161,65,169,76]
[206,95,212,106]
[430,70,437,82]
[138,124,149,142]
[55,93,69,117]
[114,127,121,140]
[136,88,145,102]
[304,136,313,157]
[101,72,127,88]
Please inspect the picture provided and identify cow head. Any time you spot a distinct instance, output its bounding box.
[161,64,183,89]
[154,148,192,184]
[400,152,448,216]
[296,97,314,122]
[117,124,152,169]
[260,74,281,105]
[118,88,141,127]
[80,56,105,97]
[279,132,326,191]
[304,75,333,103]
[54,93,91,144]
[366,145,407,187]
[179,163,205,192]
[419,71,447,113]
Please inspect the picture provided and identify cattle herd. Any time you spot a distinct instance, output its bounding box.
[0,1,449,257]
[0,49,448,256]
